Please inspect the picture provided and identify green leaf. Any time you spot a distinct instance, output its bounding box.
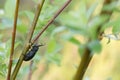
[69,26,88,36]
[4,0,15,19]
[102,21,113,32]
[19,11,34,22]
[102,18,120,34]
[47,38,62,53]
[112,19,120,34]
[46,38,62,65]
[102,18,120,33]
[0,63,7,77]
[78,44,86,57]
[58,0,87,28]
[88,15,109,39]
[79,0,87,25]
[102,1,117,12]
[87,2,98,20]
[17,24,28,34]
[112,26,120,34]
[58,13,81,28]
[51,26,66,37]
[46,53,61,66]
[69,37,81,45]
[61,32,73,40]
[88,40,102,53]
[47,39,56,53]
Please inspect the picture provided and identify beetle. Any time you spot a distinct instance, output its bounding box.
[23,44,43,61]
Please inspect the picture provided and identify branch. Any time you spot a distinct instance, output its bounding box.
[7,0,20,80]
[28,61,33,80]
[11,0,45,80]
[27,0,45,43]
[31,0,72,44]
[74,47,92,80]
[74,0,117,80]
[11,0,72,79]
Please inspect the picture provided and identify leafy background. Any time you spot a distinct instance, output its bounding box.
[0,0,120,80]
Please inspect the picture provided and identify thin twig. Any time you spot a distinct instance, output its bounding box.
[27,0,45,43]
[11,0,45,80]
[32,0,72,44]
[74,0,116,80]
[28,61,33,80]
[7,0,20,80]
[11,0,72,79]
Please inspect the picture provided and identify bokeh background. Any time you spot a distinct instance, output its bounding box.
[0,0,120,80]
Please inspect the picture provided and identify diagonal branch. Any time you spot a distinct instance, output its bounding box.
[26,0,45,43]
[32,0,72,44]
[11,0,72,80]
[11,0,45,80]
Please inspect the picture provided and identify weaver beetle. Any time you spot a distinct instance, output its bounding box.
[23,44,43,61]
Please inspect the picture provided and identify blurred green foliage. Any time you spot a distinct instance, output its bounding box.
[0,0,120,80]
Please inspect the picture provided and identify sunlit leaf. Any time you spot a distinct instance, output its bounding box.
[0,63,7,77]
[51,26,66,37]
[17,24,28,34]
[102,18,120,32]
[102,1,117,12]
[78,44,86,56]
[87,2,98,20]
[88,15,109,39]
[4,0,15,18]
[88,40,102,53]
[112,22,120,34]
[46,53,61,66]
[47,39,56,53]
[69,37,81,45]
[19,11,34,22]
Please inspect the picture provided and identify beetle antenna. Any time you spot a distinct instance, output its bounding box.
[38,44,44,47]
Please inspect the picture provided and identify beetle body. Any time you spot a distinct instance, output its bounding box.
[23,44,43,61]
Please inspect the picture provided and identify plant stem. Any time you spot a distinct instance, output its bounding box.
[11,0,72,79]
[11,45,30,80]
[7,0,20,80]
[28,61,33,80]
[74,47,92,80]
[11,0,45,80]
[32,0,72,44]
[74,0,117,80]
[27,0,45,43]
